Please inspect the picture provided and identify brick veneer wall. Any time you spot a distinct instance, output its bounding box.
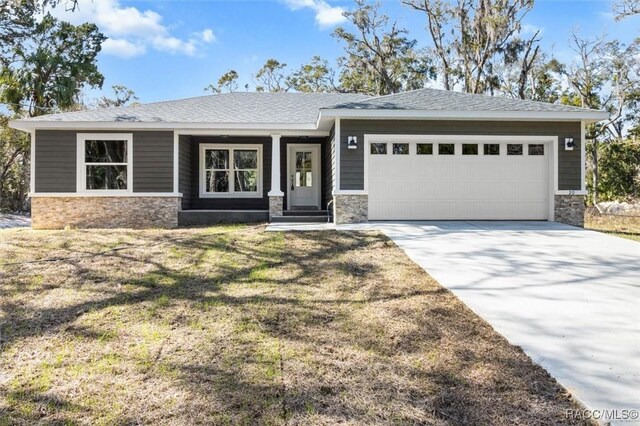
[31,197,180,229]
[333,194,368,224]
[554,195,585,227]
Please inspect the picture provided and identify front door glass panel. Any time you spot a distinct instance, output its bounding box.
[295,151,313,187]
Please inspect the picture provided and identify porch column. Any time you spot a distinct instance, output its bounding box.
[268,134,284,219]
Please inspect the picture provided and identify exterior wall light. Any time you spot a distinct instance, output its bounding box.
[565,138,575,151]
[348,136,358,149]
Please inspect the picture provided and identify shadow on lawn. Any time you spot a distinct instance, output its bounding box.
[0,228,581,425]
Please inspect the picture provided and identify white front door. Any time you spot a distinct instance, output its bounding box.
[288,145,320,209]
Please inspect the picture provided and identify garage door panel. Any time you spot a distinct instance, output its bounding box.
[368,140,550,220]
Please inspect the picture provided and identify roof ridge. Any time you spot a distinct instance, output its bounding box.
[343,86,596,113]
[358,87,431,102]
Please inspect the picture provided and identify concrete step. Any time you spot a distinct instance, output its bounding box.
[271,215,331,223]
[283,210,328,217]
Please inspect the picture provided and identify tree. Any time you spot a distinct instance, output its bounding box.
[286,56,337,93]
[613,0,640,20]
[0,115,29,212]
[333,0,433,95]
[404,0,534,94]
[97,85,139,108]
[1,13,105,117]
[253,59,289,92]
[0,8,104,212]
[1,0,78,65]
[205,70,239,93]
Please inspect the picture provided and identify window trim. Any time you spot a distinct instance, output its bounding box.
[199,144,263,198]
[76,133,133,194]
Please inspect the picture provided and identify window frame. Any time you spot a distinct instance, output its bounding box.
[462,143,479,155]
[483,143,500,156]
[528,144,545,156]
[370,143,388,155]
[76,133,133,194]
[507,144,524,156]
[438,143,456,155]
[392,143,410,155]
[199,144,263,198]
[416,143,433,155]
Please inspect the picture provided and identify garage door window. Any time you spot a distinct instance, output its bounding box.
[528,144,545,155]
[439,143,455,155]
[371,143,387,154]
[484,144,500,155]
[393,143,409,155]
[417,143,433,155]
[507,144,523,155]
[462,144,478,155]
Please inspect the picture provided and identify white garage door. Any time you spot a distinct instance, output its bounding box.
[367,139,550,220]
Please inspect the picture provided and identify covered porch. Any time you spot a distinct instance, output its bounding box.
[176,132,333,226]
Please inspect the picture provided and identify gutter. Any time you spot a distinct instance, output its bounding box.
[7,120,321,133]
[317,108,610,124]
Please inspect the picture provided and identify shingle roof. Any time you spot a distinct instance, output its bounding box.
[25,92,369,124]
[325,88,598,114]
[12,89,606,130]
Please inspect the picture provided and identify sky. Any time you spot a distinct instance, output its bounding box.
[48,0,640,104]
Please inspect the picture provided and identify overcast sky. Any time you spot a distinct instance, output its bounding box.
[48,0,640,104]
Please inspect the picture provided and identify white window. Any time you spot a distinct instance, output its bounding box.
[199,144,262,198]
[77,133,133,193]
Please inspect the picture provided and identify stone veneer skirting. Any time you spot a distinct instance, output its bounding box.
[31,196,180,229]
[269,196,283,220]
[334,194,368,224]
[554,194,585,227]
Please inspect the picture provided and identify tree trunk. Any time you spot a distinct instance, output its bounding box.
[591,141,599,206]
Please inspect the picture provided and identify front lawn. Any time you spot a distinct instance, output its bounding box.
[585,209,640,241]
[0,225,586,425]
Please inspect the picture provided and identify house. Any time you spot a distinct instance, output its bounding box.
[9,89,608,229]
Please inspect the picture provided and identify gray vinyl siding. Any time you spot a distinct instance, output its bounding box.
[132,131,173,192]
[187,136,271,210]
[34,130,174,193]
[339,120,582,191]
[179,135,193,210]
[34,130,77,192]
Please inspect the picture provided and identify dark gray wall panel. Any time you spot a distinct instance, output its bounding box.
[179,135,193,209]
[35,130,77,192]
[179,210,268,226]
[132,131,173,192]
[339,120,582,190]
[35,130,175,193]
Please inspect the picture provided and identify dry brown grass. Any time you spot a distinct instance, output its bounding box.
[0,225,587,425]
[585,208,640,241]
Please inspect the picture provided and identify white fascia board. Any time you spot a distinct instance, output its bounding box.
[318,109,610,123]
[8,120,322,133]
[175,129,329,137]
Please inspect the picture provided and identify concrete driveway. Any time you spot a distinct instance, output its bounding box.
[0,214,31,229]
[378,221,640,422]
